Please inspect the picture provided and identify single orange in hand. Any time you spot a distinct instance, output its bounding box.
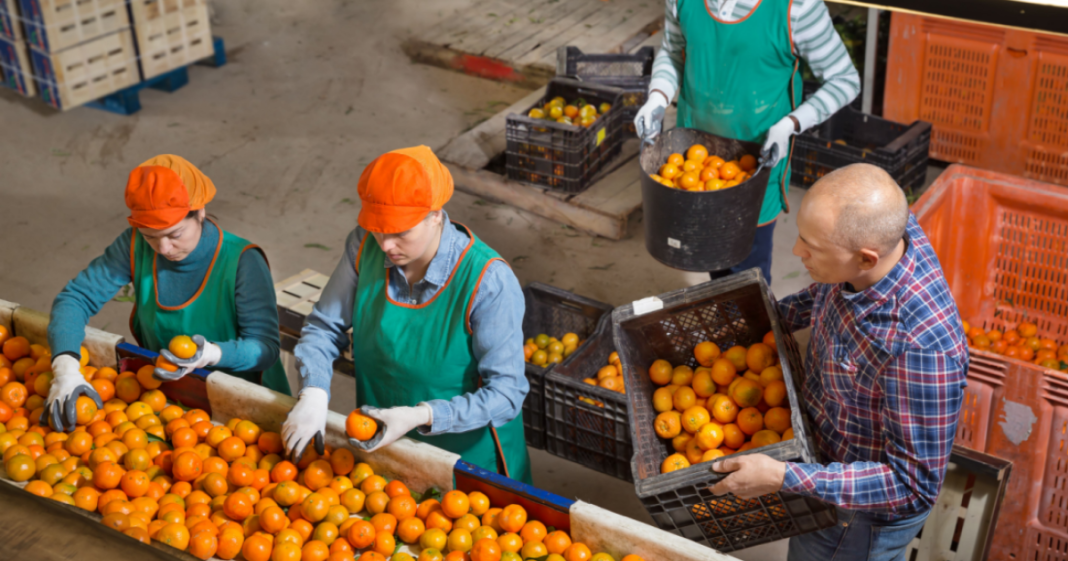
[169,336,198,360]
[346,411,378,441]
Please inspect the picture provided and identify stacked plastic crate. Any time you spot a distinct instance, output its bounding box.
[17,0,139,109]
[0,0,34,95]
[128,0,213,80]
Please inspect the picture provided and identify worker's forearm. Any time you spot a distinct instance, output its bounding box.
[48,229,134,357]
[214,249,281,373]
[790,0,861,131]
[294,229,362,398]
[648,0,684,103]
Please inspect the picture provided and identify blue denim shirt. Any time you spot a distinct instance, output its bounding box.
[293,213,528,435]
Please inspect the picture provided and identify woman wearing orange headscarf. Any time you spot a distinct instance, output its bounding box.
[42,155,288,431]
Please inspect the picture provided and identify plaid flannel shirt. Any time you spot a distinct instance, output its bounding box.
[778,214,968,519]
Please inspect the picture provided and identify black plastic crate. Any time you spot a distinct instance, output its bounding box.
[612,269,836,552]
[791,106,931,192]
[543,315,632,482]
[506,78,626,194]
[557,46,654,135]
[521,282,614,450]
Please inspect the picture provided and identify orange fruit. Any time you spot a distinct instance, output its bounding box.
[398,516,426,544]
[366,490,390,514]
[695,422,724,450]
[271,461,298,483]
[723,423,745,449]
[173,451,203,482]
[677,172,701,191]
[746,343,775,372]
[751,429,782,448]
[691,370,716,398]
[3,337,30,361]
[783,427,795,440]
[764,407,792,434]
[346,411,378,441]
[737,407,764,435]
[700,166,719,182]
[136,365,163,391]
[389,494,418,521]
[693,341,720,367]
[169,336,198,360]
[709,358,737,387]
[1019,322,1038,338]
[723,346,747,371]
[471,537,502,561]
[544,531,571,555]
[654,411,682,439]
[719,161,740,181]
[680,406,711,434]
[730,379,763,408]
[701,449,726,462]
[564,543,592,561]
[661,453,690,473]
[672,386,697,412]
[651,387,674,413]
[763,380,787,407]
[686,144,709,162]
[498,504,527,534]
[371,512,398,535]
[666,153,685,167]
[468,491,490,516]
[647,360,672,386]
[659,164,680,180]
[710,395,738,424]
[671,365,694,386]
[1,381,27,409]
[739,154,757,172]
[158,522,191,551]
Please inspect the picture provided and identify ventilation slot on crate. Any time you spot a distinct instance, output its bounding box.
[993,211,1068,326]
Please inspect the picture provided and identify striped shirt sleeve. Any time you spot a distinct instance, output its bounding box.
[647,0,861,132]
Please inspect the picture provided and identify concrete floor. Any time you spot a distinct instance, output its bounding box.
[0,2,947,559]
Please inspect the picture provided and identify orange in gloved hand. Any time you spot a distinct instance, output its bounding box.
[357,146,453,234]
[125,155,216,230]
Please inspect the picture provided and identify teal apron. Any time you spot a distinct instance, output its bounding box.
[676,0,802,224]
[351,224,533,484]
[130,218,291,395]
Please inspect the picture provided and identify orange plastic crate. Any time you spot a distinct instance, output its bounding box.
[914,165,1068,561]
[885,13,1068,186]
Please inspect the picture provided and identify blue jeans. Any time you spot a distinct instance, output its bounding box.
[709,220,776,285]
[787,506,929,561]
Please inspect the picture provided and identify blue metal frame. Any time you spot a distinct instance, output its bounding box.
[116,342,212,380]
[454,460,575,512]
[86,36,226,115]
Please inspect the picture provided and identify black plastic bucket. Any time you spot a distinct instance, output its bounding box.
[639,128,770,272]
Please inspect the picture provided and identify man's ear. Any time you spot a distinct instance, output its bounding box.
[857,248,880,271]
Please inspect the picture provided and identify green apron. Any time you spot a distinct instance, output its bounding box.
[351,224,533,484]
[676,0,802,224]
[130,219,290,395]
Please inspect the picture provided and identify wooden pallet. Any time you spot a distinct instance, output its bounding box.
[402,0,662,88]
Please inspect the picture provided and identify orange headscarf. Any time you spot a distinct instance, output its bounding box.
[125,154,216,230]
[357,146,454,234]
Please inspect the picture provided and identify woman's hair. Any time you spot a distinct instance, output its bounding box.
[186,209,216,222]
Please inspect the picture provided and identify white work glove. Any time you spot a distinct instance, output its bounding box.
[154,335,222,381]
[42,354,103,432]
[349,404,433,453]
[634,91,669,143]
[761,116,798,168]
[281,387,328,463]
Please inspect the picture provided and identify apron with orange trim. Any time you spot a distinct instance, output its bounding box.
[676,0,801,224]
[130,219,291,395]
[351,224,532,484]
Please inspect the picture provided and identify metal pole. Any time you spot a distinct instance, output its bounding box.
[862,7,880,114]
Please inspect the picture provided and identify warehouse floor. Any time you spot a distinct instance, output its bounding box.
[0,1,945,559]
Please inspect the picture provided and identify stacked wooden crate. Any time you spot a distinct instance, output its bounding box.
[128,0,212,79]
[18,0,138,109]
[0,0,34,95]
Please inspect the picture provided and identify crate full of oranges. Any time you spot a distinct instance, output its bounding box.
[647,335,793,474]
[963,318,1068,373]
[648,144,759,192]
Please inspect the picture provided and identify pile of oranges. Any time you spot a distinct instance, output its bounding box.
[527,96,610,129]
[963,319,1068,372]
[649,144,757,191]
[0,330,647,561]
[524,333,582,368]
[648,333,794,475]
[581,351,626,395]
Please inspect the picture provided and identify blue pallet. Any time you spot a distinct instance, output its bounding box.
[86,35,227,115]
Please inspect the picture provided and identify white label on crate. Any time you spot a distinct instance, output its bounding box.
[631,296,664,316]
[667,237,681,248]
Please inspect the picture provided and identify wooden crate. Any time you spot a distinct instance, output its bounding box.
[0,34,35,96]
[17,0,128,53]
[128,0,213,79]
[905,446,1011,561]
[0,0,21,40]
[274,269,354,369]
[29,27,139,110]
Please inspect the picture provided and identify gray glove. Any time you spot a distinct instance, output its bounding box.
[155,335,221,381]
[41,354,103,431]
[282,387,328,464]
[634,91,669,144]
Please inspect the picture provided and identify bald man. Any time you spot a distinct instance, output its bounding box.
[710,164,968,561]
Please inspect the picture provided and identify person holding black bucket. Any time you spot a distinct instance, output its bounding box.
[707,164,968,561]
[634,0,860,283]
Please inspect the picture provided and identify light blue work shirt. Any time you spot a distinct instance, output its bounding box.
[293,213,528,436]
